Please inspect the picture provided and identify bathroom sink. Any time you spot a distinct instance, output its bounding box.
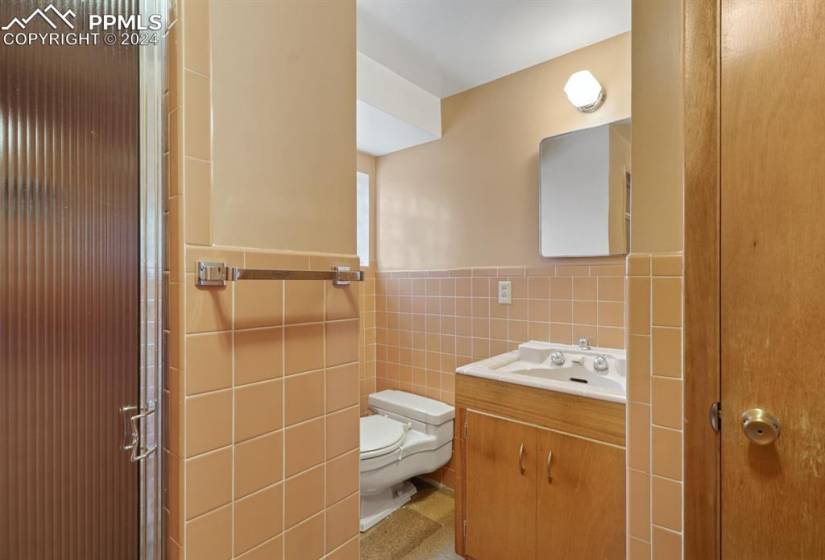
[456,341,627,403]
[510,365,625,397]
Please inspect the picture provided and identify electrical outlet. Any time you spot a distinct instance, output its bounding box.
[498,280,512,304]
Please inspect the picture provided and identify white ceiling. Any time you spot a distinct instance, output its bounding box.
[357,0,631,98]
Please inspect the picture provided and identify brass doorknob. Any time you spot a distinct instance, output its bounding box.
[741,408,781,445]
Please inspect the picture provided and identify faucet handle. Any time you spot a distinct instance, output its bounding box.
[577,336,591,350]
[593,355,609,372]
[550,351,566,366]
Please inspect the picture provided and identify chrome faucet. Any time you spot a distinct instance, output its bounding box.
[577,336,591,351]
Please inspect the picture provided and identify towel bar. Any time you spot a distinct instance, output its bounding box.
[196,260,364,287]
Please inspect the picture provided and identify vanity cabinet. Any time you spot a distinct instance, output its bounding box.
[536,429,625,559]
[465,412,537,560]
[456,374,625,560]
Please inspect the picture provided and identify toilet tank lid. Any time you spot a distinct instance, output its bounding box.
[368,390,455,425]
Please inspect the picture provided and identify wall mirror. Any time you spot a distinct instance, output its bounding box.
[539,118,631,257]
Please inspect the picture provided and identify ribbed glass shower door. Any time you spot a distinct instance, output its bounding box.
[0,1,142,558]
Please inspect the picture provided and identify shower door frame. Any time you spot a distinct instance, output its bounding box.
[138,0,169,558]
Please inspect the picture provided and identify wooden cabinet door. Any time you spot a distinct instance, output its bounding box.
[536,429,625,560]
[465,411,536,560]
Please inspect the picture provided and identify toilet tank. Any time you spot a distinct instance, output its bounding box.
[368,390,454,439]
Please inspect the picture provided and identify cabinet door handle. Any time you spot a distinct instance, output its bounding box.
[518,443,526,474]
[546,450,553,482]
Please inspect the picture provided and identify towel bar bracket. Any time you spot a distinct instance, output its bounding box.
[196,260,363,287]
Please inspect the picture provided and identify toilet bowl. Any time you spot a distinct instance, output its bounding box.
[359,390,455,531]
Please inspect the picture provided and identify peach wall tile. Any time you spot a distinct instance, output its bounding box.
[186,448,232,519]
[236,281,283,329]
[285,465,325,528]
[652,427,682,481]
[573,277,597,300]
[652,526,682,560]
[651,328,682,377]
[285,371,324,425]
[186,281,232,333]
[628,335,651,403]
[235,328,283,385]
[283,513,325,560]
[629,537,652,560]
[186,332,232,395]
[326,538,359,560]
[598,326,625,349]
[167,453,182,542]
[285,323,324,375]
[628,277,651,335]
[651,477,682,531]
[550,299,568,323]
[527,277,549,299]
[325,406,359,459]
[652,377,683,430]
[550,277,572,299]
[652,255,682,277]
[627,254,651,276]
[285,281,324,324]
[652,278,682,327]
[184,157,212,246]
[327,283,359,320]
[629,403,651,472]
[236,537,283,560]
[550,322,574,345]
[186,390,232,457]
[598,276,625,301]
[284,418,325,477]
[599,301,625,327]
[234,484,284,556]
[183,70,211,160]
[235,431,283,498]
[325,450,359,506]
[326,320,359,366]
[235,380,283,442]
[185,505,232,560]
[573,300,597,325]
[325,493,359,553]
[628,469,651,541]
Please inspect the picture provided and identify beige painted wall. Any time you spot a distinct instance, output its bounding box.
[357,151,377,267]
[631,0,684,253]
[375,33,631,270]
[210,0,356,254]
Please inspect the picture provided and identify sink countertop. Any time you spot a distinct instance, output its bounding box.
[456,341,627,404]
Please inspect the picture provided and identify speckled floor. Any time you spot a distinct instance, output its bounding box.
[360,480,462,560]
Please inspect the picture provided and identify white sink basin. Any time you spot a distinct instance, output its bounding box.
[456,341,627,403]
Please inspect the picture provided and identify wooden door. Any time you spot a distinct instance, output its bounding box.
[465,411,536,560]
[721,0,825,557]
[536,429,624,559]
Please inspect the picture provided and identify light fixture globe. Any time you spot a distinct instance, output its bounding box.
[564,70,606,113]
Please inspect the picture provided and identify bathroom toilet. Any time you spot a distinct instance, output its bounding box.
[359,390,455,531]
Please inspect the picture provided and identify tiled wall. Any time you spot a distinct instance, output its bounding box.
[358,270,377,415]
[167,247,361,560]
[165,2,361,558]
[368,259,626,488]
[626,253,684,560]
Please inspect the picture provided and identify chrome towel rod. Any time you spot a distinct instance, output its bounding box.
[196,260,364,287]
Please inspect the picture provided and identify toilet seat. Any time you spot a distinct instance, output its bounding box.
[360,415,408,460]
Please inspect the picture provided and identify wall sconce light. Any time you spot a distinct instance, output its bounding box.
[564,70,605,113]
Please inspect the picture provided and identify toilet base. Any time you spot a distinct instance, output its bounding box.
[359,480,417,532]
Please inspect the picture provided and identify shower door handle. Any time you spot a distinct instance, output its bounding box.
[119,402,157,463]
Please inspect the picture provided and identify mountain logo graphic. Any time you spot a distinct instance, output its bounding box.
[2,4,76,31]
